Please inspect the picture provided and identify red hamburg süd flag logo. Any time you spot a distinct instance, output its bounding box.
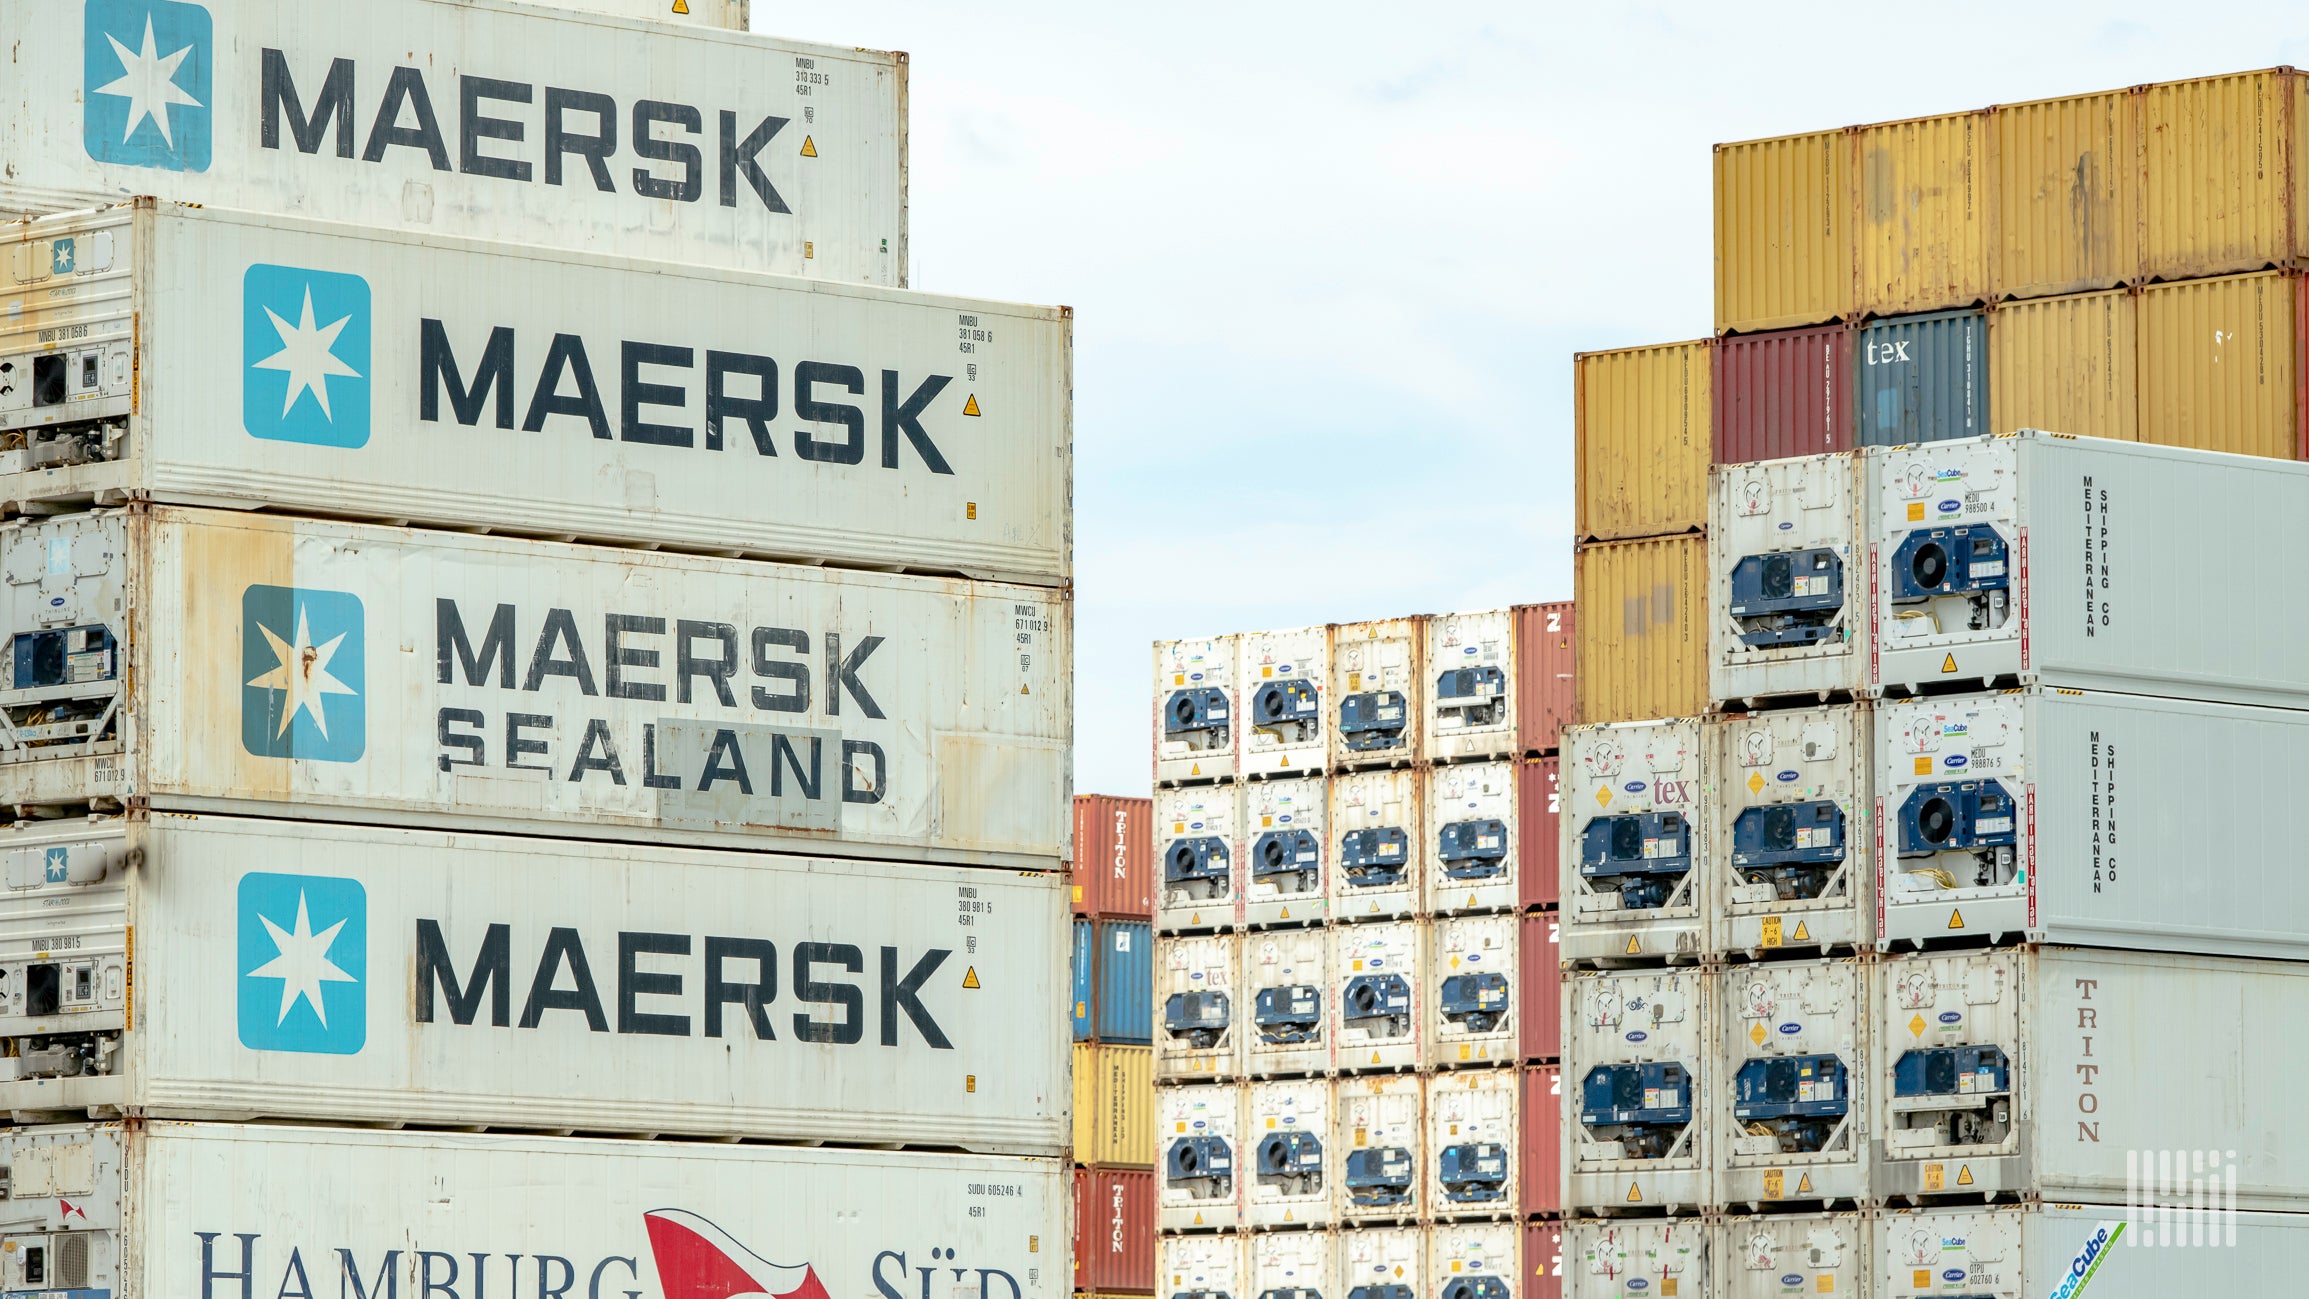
[644,1209,834,1299]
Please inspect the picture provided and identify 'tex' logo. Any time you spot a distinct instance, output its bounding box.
[83,0,212,172]
[241,585,367,763]
[237,872,366,1055]
[243,264,372,447]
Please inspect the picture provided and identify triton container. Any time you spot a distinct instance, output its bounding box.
[1425,913,1518,1069]
[1426,761,1518,915]
[1709,452,1869,708]
[1243,925,1330,1078]
[1336,1073,1425,1225]
[1156,932,1242,1082]
[0,0,906,282]
[1424,1070,1520,1222]
[1564,967,1712,1214]
[1331,618,1424,771]
[1074,793,1154,920]
[0,203,1067,586]
[1156,785,1240,934]
[1718,1212,1868,1299]
[1563,1219,1711,1299]
[1158,1081,1242,1231]
[1329,769,1422,922]
[1245,1077,1332,1228]
[1875,1203,2309,1297]
[1331,922,1423,1074]
[1710,703,1874,959]
[1244,776,1328,928]
[1713,958,1871,1211]
[1073,1168,1155,1294]
[0,507,1069,866]
[1559,719,1709,966]
[1155,636,1238,786]
[1240,624,1329,779]
[1424,609,1517,764]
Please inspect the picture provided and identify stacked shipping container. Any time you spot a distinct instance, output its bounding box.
[1074,794,1158,1294]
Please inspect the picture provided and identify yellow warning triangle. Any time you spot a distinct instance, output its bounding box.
[1465,892,1478,908]
[1940,653,1959,674]
[962,967,981,989]
[1020,683,1031,695]
[1625,935,1642,955]
[1792,920,1811,942]
[1948,908,1966,930]
[1190,763,1202,776]
[671,0,689,11]
[800,135,819,158]
[964,394,982,417]
[1371,1051,1382,1064]
[1279,907,1291,919]
[1192,1213,1204,1226]
[1797,1173,1813,1194]
[1625,1181,1643,1203]
[1283,1210,1294,1222]
[1956,1165,1974,1186]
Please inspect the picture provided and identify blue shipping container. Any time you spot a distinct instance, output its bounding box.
[1855,307,1990,446]
[1095,920,1154,1044]
[1071,919,1096,1042]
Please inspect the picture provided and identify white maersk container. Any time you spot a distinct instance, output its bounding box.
[1874,946,2309,1208]
[0,203,1068,586]
[0,1121,1062,1298]
[0,0,905,283]
[1157,785,1241,933]
[1251,1225,1335,1299]
[1714,958,1869,1210]
[1564,967,1711,1213]
[1245,776,1328,927]
[1244,925,1330,1078]
[1711,704,1872,959]
[1159,1081,1242,1231]
[1246,1077,1332,1228]
[1559,720,1708,965]
[1157,932,1242,1082]
[1329,768,1422,921]
[1711,452,1867,706]
[1425,1069,1519,1222]
[1873,687,2309,957]
[1426,913,1517,1069]
[0,508,1068,866]
[0,812,1062,1151]
[1340,1227,1425,1299]
[1156,635,1238,785]
[1426,760,1518,915]
[1332,922,1422,1074]
[1240,624,1329,779]
[1867,431,2309,704]
[1719,1212,1867,1299]
[1564,1220,1710,1299]
[1331,618,1423,770]
[1426,1222,1517,1299]
[1161,1232,1246,1299]
[1876,1203,2309,1297]
[1336,1074,1424,1225]
[1423,609,1515,764]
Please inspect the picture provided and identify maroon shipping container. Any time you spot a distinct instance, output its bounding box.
[1523,1221,1564,1299]
[1073,795,1155,920]
[1713,322,1854,464]
[1072,1167,1155,1293]
[1513,601,1575,756]
[1520,912,1561,1060]
[1522,1065,1563,1218]
[1517,756,1560,911]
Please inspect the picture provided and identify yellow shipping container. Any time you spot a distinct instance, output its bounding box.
[1992,88,2142,299]
[1573,533,1707,725]
[1856,110,1992,318]
[2142,68,2299,281]
[2137,270,2304,461]
[1990,288,2139,441]
[1573,340,1711,543]
[1714,129,1855,334]
[1072,1042,1154,1167]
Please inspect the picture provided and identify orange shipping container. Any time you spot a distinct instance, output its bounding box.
[1855,109,1992,318]
[1992,87,2142,300]
[2142,68,2303,281]
[1572,534,1708,725]
[2137,269,2307,461]
[1714,129,1855,334]
[1073,794,1155,920]
[1990,288,2140,442]
[1573,340,1712,543]
[1513,600,1575,756]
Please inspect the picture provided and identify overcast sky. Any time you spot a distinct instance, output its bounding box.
[766,1,2309,797]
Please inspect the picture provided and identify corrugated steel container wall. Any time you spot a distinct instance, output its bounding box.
[1855,110,1992,317]
[1512,601,1575,757]
[1519,913,1561,1059]
[567,0,750,27]
[2142,68,2298,281]
[1516,756,1560,911]
[1074,919,1098,1041]
[2137,270,2306,460]
[1713,130,1855,334]
[1573,341,1713,543]
[1712,322,1856,462]
[1071,1044,1154,1167]
[1073,1167,1156,1293]
[1989,288,2139,441]
[1520,1066,1562,1218]
[1991,88,2143,299]
[1571,534,1708,725]
[1853,307,1990,446]
[1523,1221,1565,1299]
[1095,921,1155,1044]
[1076,795,1155,920]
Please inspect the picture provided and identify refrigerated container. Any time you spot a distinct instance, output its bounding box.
[1573,535,1707,726]
[1854,308,1990,448]
[1157,636,1239,786]
[1251,1226,1335,1299]
[1331,923,1423,1074]
[1709,452,1869,707]
[1512,600,1575,758]
[1160,1233,1245,1297]
[1243,926,1330,1078]
[1158,786,1241,934]
[1854,111,1991,318]
[1713,322,1855,463]
[1074,1043,1155,1168]
[1521,1066,1562,1219]
[1425,1070,1519,1222]
[564,0,750,26]
[1076,794,1155,920]
[1331,619,1423,771]
[1718,1212,1868,1299]
[1426,762,1518,915]
[1518,757,1562,911]
[1713,128,1854,335]
[1714,959,1870,1210]
[1245,777,1329,928]
[1425,610,1517,764]
[1074,1168,1155,1294]
[1563,1220,1711,1299]
[1241,625,1329,779]
[1564,968,1711,1213]
[1990,87,2140,300]
[1559,719,1709,966]
[1876,1202,2309,1296]
[1427,1222,1518,1299]
[1337,1075,1424,1225]
[1329,770,1422,922]
[1246,1078,1333,1229]
[1710,703,1873,959]
[1340,1227,1426,1299]
[1427,914,1517,1069]
[1098,920,1156,1044]
[1157,932,1242,1082]
[1519,915,1561,1063]
[1159,1082,1242,1231]
[1573,341,1712,543]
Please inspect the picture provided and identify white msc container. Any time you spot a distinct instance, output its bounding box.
[1240,624,1329,779]
[1710,704,1873,959]
[1426,913,1517,1069]
[1713,959,1870,1211]
[0,508,1068,866]
[1329,769,1422,921]
[1877,1203,2309,1297]
[1866,431,2309,704]
[1246,1077,1332,1228]
[1340,1227,1426,1299]
[1244,926,1330,1078]
[0,812,1062,1152]
[1156,635,1238,785]
[1718,1211,1867,1299]
[1564,1220,1711,1299]
[1251,1226,1336,1299]
[1424,609,1516,764]
[1157,785,1242,933]
[1873,687,2309,957]
[1711,453,1868,707]
[1426,1222,1518,1299]
[1159,1081,1243,1231]
[1425,1070,1519,1222]
[1158,932,1243,1082]
[1336,1074,1424,1225]
[0,203,1067,586]
[1874,946,2309,1208]
[1331,922,1423,1074]
[1161,1232,1247,1299]
[1564,967,1711,1213]
[560,0,748,27]
[1331,618,1424,771]
[0,0,906,283]
[1426,760,1519,915]
[0,1120,1062,1299]
[1559,720,1709,965]
[1245,776,1329,927]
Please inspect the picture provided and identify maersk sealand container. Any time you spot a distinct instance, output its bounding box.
[0,0,907,283]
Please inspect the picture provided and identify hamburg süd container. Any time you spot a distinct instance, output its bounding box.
[1855,111,1992,319]
[1075,794,1155,920]
[1713,129,1855,335]
[1854,308,1989,448]
[1074,1168,1155,1294]
[1159,1232,1245,1298]
[1426,913,1518,1069]
[1517,757,1562,912]
[571,0,749,27]
[1713,322,1856,463]
[1718,1212,1868,1299]
[1072,1042,1154,1168]
[0,1121,1062,1298]
[1340,1227,1425,1299]
[1245,1077,1332,1228]
[1240,624,1330,778]
[1425,1070,1520,1222]
[1876,1202,2309,1297]
[1713,959,1870,1211]
[1572,535,1707,726]
[1874,946,2309,1207]
[2136,269,2305,461]
[1329,768,1422,922]
[1564,1219,1711,1299]
[1426,761,1518,915]
[1158,1081,1242,1231]
[1331,618,1424,771]
[1243,925,1330,1078]
[1512,600,1575,758]
[1564,967,1711,1214]
[1518,915,1561,1062]
[0,0,906,283]
[1708,451,1869,707]
[1991,86,2142,301]
[1074,918,1097,1041]
[0,508,1068,866]
[2141,68,2303,282]
[1424,609,1517,764]
[1989,287,2139,444]
[1156,636,1239,786]
[1156,785,1240,933]
[1337,1074,1425,1225]
[1426,1221,1518,1299]
[1710,703,1874,959]
[1245,776,1329,928]
[1332,922,1423,1074]
[1865,431,2309,705]
[0,203,1067,586]
[1558,719,1709,966]
[1573,340,1712,544]
[1096,920,1155,1045]
[1251,1225,1335,1299]
[1156,932,1242,1081]
[1524,1221,1564,1299]
[1521,1065,1562,1218]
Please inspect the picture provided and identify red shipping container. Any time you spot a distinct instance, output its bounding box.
[1513,601,1575,756]
[1713,322,1854,464]
[1522,1065,1562,1218]
[1523,1221,1564,1299]
[1517,756,1561,911]
[1072,1167,1155,1293]
[1520,912,1561,1060]
[1072,795,1154,920]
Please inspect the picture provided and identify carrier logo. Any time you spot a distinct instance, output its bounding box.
[242,585,367,762]
[646,1208,830,1299]
[244,264,372,447]
[84,0,213,171]
[42,848,68,885]
[237,872,367,1055]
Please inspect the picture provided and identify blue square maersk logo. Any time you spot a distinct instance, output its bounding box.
[243,264,372,448]
[83,0,212,172]
[241,585,366,763]
[238,872,366,1055]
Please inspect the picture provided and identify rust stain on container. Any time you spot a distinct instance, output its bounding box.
[1856,110,1992,318]
[2142,68,2299,281]
[2137,269,2306,460]
[1512,600,1575,757]
[1992,87,2143,299]
[1714,129,1855,334]
[1713,322,1855,463]
[1572,534,1708,725]
[1991,288,2139,441]
[1573,340,1712,543]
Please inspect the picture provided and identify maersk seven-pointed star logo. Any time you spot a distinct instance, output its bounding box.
[238,872,366,1055]
[243,264,372,447]
[241,585,366,763]
[83,0,212,172]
